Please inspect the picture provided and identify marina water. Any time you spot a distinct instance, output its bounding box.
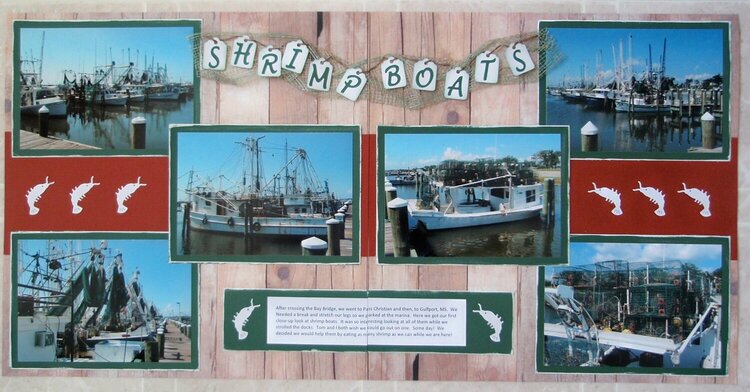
[547,95,722,153]
[21,99,194,150]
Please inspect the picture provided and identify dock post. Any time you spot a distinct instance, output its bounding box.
[387,197,411,257]
[701,112,716,149]
[38,106,50,138]
[335,212,346,239]
[145,341,160,362]
[580,121,599,152]
[131,117,146,149]
[301,237,328,255]
[326,218,341,256]
[157,326,165,358]
[182,202,192,253]
[385,186,397,220]
[243,201,254,254]
[542,178,556,225]
[700,89,706,114]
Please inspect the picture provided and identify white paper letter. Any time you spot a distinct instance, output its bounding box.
[380,57,407,90]
[412,59,437,91]
[231,36,256,69]
[202,38,227,71]
[282,40,310,74]
[336,68,367,101]
[258,46,282,77]
[307,59,333,91]
[444,68,469,100]
[475,51,499,83]
[505,42,535,76]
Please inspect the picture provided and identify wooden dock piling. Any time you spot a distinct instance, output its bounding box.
[243,201,254,254]
[335,212,346,239]
[301,237,328,256]
[131,116,146,149]
[38,106,50,138]
[542,178,555,225]
[387,197,411,257]
[581,121,599,152]
[182,202,192,253]
[701,112,716,149]
[326,218,341,256]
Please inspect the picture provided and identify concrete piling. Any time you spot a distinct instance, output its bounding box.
[581,121,599,152]
[701,112,716,149]
[38,106,50,138]
[131,116,146,149]
[387,197,411,257]
[301,236,328,255]
[326,218,341,256]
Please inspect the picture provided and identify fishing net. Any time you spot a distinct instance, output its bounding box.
[188,29,563,109]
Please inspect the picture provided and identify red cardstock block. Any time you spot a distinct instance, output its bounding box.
[362,134,376,257]
[571,138,738,259]
[4,133,168,254]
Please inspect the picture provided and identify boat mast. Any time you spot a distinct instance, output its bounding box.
[285,139,289,195]
[39,31,45,84]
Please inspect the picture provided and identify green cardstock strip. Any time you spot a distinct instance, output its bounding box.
[224,289,513,354]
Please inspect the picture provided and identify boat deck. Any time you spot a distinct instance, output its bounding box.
[544,323,677,355]
[19,130,100,150]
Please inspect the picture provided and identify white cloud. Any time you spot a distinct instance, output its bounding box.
[589,243,722,270]
[684,73,713,82]
[441,147,493,162]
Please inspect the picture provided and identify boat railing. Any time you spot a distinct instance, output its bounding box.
[444,174,514,190]
[670,301,720,366]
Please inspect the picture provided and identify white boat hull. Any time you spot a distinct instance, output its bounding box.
[407,200,542,231]
[148,91,180,101]
[189,211,329,236]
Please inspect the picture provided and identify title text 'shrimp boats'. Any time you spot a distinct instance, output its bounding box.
[405,166,544,231]
[184,137,344,237]
[16,240,165,363]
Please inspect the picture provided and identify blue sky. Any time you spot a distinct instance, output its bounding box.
[19,26,195,85]
[567,241,723,272]
[18,239,192,317]
[176,130,354,199]
[546,26,724,86]
[384,132,561,170]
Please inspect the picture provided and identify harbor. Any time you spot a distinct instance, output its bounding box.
[544,25,726,154]
[381,131,564,260]
[542,241,725,370]
[13,237,193,366]
[17,25,196,151]
[174,129,356,258]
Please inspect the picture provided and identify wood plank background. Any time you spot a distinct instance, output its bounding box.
[0,11,741,384]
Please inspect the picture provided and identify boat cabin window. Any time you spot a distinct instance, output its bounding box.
[490,188,509,199]
[205,200,212,207]
[36,90,57,100]
[34,331,55,347]
[294,208,300,213]
[526,189,536,203]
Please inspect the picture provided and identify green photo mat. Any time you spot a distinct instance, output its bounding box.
[13,19,201,156]
[169,124,361,264]
[537,235,730,375]
[377,125,569,265]
[224,289,513,354]
[10,232,199,370]
[539,20,730,160]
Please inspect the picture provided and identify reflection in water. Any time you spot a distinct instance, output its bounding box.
[392,184,562,258]
[21,99,194,150]
[176,222,315,256]
[547,95,721,153]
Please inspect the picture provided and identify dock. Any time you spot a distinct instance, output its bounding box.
[20,130,100,150]
[160,320,192,363]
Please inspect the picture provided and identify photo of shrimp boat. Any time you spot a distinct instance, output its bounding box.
[173,127,357,259]
[12,235,194,368]
[380,127,567,262]
[539,239,727,374]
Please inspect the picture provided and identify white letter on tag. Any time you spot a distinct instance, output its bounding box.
[475,51,499,83]
[258,46,282,77]
[412,59,437,91]
[505,42,535,76]
[380,57,407,90]
[282,40,310,74]
[336,68,367,101]
[202,38,227,71]
[307,59,333,91]
[231,36,256,69]
[444,68,469,100]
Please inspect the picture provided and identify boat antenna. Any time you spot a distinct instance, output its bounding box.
[39,31,45,84]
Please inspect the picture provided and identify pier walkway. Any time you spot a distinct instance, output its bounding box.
[20,130,99,150]
[160,320,192,363]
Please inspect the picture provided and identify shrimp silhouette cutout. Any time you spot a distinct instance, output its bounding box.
[26,176,55,216]
[232,298,261,340]
[678,183,711,217]
[588,183,623,216]
[115,177,146,214]
[70,176,100,214]
[473,303,503,343]
[632,181,666,217]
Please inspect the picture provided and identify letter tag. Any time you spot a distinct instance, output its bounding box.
[505,42,535,76]
[380,57,407,90]
[444,67,469,100]
[231,36,257,69]
[202,38,227,71]
[282,40,309,74]
[306,58,333,91]
[336,68,367,101]
[258,45,282,77]
[412,59,437,91]
[474,51,500,84]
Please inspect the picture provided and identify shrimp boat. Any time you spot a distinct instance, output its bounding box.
[18,33,67,117]
[185,137,343,237]
[15,240,159,363]
[406,170,544,231]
